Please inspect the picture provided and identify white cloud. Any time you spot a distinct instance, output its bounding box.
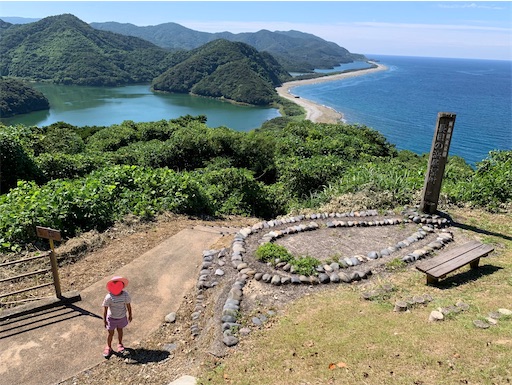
[438,3,506,10]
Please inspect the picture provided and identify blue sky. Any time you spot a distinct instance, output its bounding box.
[1,1,511,60]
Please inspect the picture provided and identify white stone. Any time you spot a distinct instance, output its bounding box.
[498,308,512,316]
[429,310,444,322]
[165,312,176,323]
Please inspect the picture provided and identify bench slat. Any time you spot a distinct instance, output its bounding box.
[426,244,494,278]
[416,240,481,273]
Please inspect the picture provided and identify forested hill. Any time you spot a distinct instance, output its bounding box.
[0,77,49,117]
[90,21,366,72]
[152,39,291,106]
[0,14,184,86]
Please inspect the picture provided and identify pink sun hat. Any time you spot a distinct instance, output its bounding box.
[106,276,129,295]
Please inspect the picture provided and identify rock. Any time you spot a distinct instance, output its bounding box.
[236,263,248,271]
[281,277,291,285]
[329,273,340,283]
[214,269,225,276]
[455,300,470,311]
[252,317,263,326]
[338,272,352,283]
[488,311,502,320]
[429,310,444,322]
[229,288,243,301]
[239,327,251,336]
[254,273,263,281]
[165,312,176,323]
[299,275,310,284]
[473,319,490,329]
[309,276,319,285]
[486,317,498,326]
[221,315,236,323]
[240,268,256,276]
[394,300,408,312]
[330,262,340,271]
[367,251,379,260]
[222,322,241,331]
[271,275,282,285]
[223,336,239,346]
[162,343,177,353]
[498,308,512,316]
[350,257,361,266]
[318,273,330,284]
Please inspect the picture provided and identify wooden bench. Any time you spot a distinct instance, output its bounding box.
[416,240,494,284]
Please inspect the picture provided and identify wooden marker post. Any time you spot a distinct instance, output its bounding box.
[36,226,63,298]
[420,112,456,214]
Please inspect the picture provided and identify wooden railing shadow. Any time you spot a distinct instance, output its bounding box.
[0,302,101,340]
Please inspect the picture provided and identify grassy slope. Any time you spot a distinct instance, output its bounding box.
[199,208,512,385]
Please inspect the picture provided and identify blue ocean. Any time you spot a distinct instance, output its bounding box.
[293,56,512,166]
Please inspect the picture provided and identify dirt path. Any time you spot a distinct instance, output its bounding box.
[0,227,225,385]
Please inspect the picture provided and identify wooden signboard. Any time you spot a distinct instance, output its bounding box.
[36,226,62,241]
[420,112,456,214]
[35,226,62,297]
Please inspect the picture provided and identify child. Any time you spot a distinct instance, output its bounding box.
[102,276,132,358]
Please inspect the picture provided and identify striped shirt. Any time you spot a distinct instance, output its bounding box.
[102,291,131,319]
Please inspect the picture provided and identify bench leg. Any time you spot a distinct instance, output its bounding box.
[470,258,480,269]
[426,275,438,285]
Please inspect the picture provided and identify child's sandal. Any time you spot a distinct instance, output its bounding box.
[103,346,112,358]
[117,343,125,352]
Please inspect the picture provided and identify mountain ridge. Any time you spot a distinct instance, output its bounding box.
[90,21,366,72]
[0,14,181,86]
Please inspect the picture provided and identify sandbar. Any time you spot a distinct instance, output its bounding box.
[276,62,388,124]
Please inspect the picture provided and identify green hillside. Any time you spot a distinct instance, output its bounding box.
[0,14,182,86]
[0,77,49,117]
[152,39,292,105]
[91,21,366,72]
[1,116,510,252]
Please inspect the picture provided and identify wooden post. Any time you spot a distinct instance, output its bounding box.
[420,112,456,214]
[36,226,63,298]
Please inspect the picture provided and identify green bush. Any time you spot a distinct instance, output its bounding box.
[0,130,43,193]
[35,152,110,180]
[290,255,320,276]
[255,243,294,264]
[446,150,512,211]
[39,122,85,154]
[195,167,277,218]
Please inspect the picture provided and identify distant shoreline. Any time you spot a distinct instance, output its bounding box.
[276,62,388,124]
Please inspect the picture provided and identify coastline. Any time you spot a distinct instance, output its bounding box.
[276,62,388,124]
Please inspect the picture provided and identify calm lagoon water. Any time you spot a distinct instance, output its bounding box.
[0,83,280,132]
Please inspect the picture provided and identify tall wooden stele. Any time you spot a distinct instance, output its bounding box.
[420,112,456,214]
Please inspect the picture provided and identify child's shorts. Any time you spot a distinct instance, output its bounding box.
[106,316,128,330]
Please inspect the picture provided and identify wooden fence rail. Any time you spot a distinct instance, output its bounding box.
[0,250,61,302]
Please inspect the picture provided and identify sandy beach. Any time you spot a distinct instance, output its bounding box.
[276,62,388,124]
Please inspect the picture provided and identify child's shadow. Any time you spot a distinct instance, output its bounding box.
[115,347,170,364]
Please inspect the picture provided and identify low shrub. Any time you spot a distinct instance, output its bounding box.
[255,243,294,264]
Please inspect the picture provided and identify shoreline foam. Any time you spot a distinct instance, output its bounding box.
[276,62,388,124]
